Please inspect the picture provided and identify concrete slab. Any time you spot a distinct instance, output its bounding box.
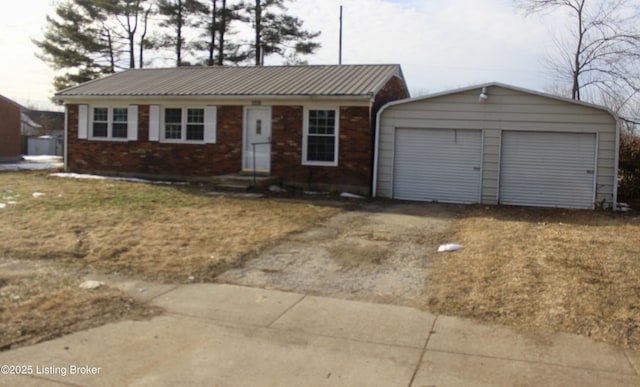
[86,274,178,302]
[1,284,637,387]
[0,314,421,386]
[152,283,304,326]
[428,315,636,375]
[413,350,640,387]
[271,295,435,348]
[625,349,640,376]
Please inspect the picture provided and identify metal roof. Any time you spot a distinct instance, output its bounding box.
[55,65,405,99]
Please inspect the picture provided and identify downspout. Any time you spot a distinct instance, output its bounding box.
[369,95,375,196]
[372,99,389,198]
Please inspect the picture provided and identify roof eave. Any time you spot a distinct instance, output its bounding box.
[54,93,375,103]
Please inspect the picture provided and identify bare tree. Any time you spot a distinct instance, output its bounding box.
[516,0,640,118]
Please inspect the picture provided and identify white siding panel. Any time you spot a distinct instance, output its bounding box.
[393,128,482,204]
[500,131,596,209]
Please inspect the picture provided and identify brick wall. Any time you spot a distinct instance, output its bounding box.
[67,105,243,178]
[0,100,22,161]
[271,105,373,192]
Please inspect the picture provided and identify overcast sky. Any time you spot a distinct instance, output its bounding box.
[0,0,566,111]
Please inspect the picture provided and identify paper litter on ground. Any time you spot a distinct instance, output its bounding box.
[437,243,464,252]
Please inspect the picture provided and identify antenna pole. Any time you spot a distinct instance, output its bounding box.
[339,5,343,64]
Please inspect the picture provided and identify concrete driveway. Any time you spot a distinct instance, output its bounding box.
[1,280,639,386]
[218,202,458,307]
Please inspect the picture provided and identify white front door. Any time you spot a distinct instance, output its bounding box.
[243,107,272,172]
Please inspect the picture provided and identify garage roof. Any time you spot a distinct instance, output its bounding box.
[55,65,405,100]
[378,82,616,116]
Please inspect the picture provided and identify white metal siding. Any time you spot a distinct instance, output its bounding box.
[393,128,482,203]
[499,131,597,209]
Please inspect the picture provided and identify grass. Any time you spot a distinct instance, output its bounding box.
[3,171,640,350]
[0,171,341,350]
[426,206,640,348]
[0,172,341,282]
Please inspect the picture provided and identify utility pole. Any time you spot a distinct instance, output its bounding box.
[339,5,343,64]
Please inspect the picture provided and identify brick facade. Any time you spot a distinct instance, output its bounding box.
[67,105,243,178]
[0,98,22,162]
[66,75,409,193]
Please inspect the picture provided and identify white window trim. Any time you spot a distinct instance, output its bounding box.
[159,106,216,144]
[88,106,132,141]
[302,107,339,167]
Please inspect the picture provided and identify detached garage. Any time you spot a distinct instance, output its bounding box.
[374,83,619,209]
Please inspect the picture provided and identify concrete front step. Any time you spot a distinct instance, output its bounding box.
[211,174,281,191]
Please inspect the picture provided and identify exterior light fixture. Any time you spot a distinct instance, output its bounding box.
[479,87,489,102]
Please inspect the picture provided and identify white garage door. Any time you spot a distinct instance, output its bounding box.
[393,128,482,203]
[499,131,596,209]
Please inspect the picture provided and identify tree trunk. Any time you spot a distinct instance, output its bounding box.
[139,7,151,68]
[217,0,226,66]
[106,27,115,73]
[177,0,183,66]
[571,1,585,100]
[208,0,216,66]
[255,0,262,66]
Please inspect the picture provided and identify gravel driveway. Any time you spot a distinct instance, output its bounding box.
[217,202,461,307]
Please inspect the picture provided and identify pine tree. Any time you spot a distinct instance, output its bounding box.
[192,0,247,65]
[156,0,209,66]
[238,0,320,65]
[34,0,115,90]
[35,0,153,90]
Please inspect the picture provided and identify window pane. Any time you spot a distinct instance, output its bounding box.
[165,108,181,123]
[307,135,335,162]
[309,110,335,135]
[112,123,128,138]
[165,108,182,139]
[93,122,108,137]
[165,124,182,139]
[112,108,128,122]
[186,124,204,140]
[93,107,108,122]
[187,108,204,123]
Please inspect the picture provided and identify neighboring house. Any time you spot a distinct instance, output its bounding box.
[54,65,409,194]
[374,82,619,210]
[0,95,39,162]
[24,110,65,156]
[0,95,65,160]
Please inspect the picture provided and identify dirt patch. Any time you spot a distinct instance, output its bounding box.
[218,202,461,306]
[427,206,640,348]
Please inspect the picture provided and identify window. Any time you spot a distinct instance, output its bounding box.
[91,107,129,139]
[303,108,339,166]
[163,107,206,142]
[92,108,108,137]
[112,108,128,138]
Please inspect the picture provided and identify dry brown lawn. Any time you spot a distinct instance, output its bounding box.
[0,172,341,281]
[427,206,640,348]
[3,171,640,351]
[0,171,341,350]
